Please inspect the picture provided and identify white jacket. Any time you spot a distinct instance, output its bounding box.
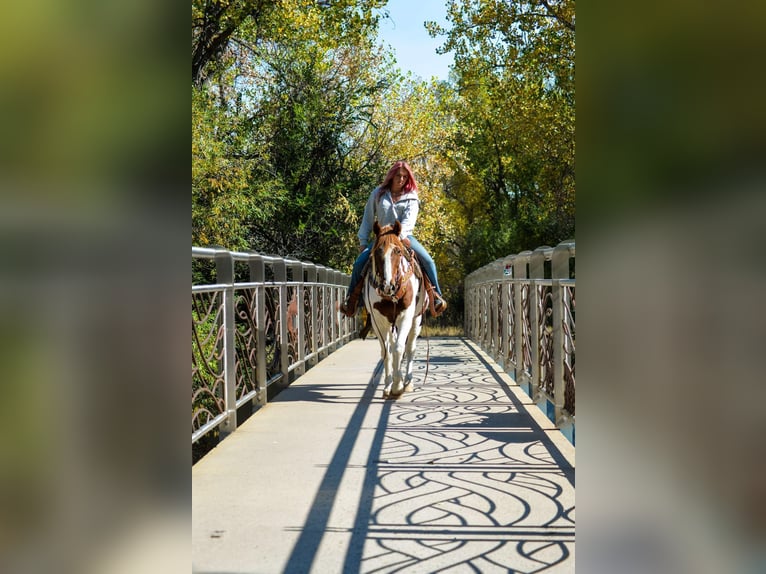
[357,186,419,248]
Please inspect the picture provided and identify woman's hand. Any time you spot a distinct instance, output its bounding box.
[359,245,366,253]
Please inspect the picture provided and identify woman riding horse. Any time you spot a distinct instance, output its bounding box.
[340,160,447,317]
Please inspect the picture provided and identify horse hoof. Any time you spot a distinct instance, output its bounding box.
[403,382,413,393]
[382,390,390,399]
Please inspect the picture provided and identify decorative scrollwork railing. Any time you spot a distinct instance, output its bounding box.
[192,247,357,444]
[465,241,575,440]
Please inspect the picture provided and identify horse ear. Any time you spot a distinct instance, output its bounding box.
[393,221,401,236]
[373,221,381,235]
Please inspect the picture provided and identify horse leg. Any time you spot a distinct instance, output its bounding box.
[366,289,394,399]
[390,309,417,397]
[381,337,394,399]
[371,317,393,399]
[389,337,406,397]
[402,317,422,393]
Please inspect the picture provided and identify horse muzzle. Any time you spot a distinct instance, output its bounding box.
[380,282,398,298]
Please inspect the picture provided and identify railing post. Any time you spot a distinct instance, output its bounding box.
[473,282,484,345]
[491,259,504,364]
[330,270,340,349]
[338,272,351,341]
[481,278,492,351]
[249,254,267,407]
[215,250,237,437]
[290,261,305,376]
[464,276,471,339]
[305,263,318,366]
[473,280,479,344]
[529,247,548,401]
[489,270,497,360]
[465,279,472,339]
[274,259,289,387]
[552,241,574,429]
[473,276,479,341]
[552,241,574,279]
[512,254,526,386]
[347,273,354,339]
[317,266,328,358]
[465,279,476,340]
[500,259,512,371]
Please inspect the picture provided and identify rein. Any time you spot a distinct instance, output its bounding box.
[370,232,415,303]
[422,306,431,386]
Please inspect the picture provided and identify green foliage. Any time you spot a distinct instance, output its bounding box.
[428,0,575,270]
[192,86,269,251]
[192,0,393,270]
[245,40,390,267]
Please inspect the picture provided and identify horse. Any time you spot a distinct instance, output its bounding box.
[363,220,427,399]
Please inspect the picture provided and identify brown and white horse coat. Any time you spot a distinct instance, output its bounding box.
[364,221,426,398]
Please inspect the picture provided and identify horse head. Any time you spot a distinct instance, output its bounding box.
[371,221,407,300]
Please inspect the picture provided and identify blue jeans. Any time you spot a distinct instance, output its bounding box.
[347,235,443,297]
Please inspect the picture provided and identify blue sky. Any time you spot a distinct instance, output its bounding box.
[376,0,453,81]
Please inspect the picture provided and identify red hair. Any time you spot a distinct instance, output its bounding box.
[378,161,418,199]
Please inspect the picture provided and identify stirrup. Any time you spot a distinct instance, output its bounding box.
[432,294,447,316]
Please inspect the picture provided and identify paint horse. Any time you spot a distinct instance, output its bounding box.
[364,221,427,399]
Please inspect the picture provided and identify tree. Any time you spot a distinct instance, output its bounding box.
[427,0,575,268]
[192,0,393,270]
[192,0,388,87]
[192,0,275,88]
[244,38,393,267]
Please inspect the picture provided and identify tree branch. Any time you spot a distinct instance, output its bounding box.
[535,0,575,32]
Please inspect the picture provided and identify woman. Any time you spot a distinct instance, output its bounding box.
[340,160,447,317]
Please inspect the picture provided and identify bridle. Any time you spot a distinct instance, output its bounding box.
[369,228,414,303]
[371,265,413,303]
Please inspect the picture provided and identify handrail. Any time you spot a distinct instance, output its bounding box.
[464,241,575,443]
[192,247,356,445]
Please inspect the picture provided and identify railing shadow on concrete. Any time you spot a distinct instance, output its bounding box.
[464,240,575,443]
[192,246,358,447]
[279,339,574,573]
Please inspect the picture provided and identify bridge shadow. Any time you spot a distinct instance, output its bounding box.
[280,337,574,573]
[280,360,385,574]
[460,339,576,481]
[271,382,373,404]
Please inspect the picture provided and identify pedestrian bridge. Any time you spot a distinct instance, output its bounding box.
[192,242,575,573]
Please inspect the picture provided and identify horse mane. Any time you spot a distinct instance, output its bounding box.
[373,221,402,241]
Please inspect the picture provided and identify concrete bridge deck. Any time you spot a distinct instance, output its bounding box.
[192,337,575,573]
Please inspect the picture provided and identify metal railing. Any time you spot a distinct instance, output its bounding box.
[192,247,357,444]
[464,241,575,440]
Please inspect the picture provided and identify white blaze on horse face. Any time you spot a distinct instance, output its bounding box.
[383,245,394,295]
[381,245,395,296]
